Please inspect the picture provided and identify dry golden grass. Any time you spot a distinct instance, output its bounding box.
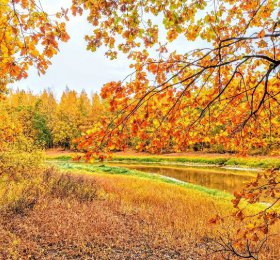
[0,168,279,259]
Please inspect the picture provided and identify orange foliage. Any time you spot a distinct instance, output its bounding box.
[0,0,69,96]
[71,0,280,158]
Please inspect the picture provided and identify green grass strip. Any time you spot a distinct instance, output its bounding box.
[51,161,232,200]
[47,154,280,169]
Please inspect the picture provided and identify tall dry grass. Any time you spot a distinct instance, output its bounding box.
[0,154,279,258]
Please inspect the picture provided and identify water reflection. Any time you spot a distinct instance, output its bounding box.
[110,164,257,193]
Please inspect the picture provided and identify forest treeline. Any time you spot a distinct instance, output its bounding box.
[0,88,107,150]
[1,87,280,155]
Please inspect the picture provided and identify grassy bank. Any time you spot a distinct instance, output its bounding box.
[111,155,280,169]
[47,152,280,169]
[53,161,232,199]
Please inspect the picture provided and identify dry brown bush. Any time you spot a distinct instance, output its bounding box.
[43,168,97,202]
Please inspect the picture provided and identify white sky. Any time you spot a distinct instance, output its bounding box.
[11,0,207,98]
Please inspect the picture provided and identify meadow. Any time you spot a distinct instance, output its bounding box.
[1,151,280,259]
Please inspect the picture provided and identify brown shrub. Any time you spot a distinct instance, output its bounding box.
[43,168,97,202]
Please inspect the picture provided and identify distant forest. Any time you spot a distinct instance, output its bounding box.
[0,89,106,149]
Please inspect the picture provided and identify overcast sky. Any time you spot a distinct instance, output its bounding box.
[12,0,206,98]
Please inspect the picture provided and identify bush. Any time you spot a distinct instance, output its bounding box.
[0,136,44,179]
[3,183,41,215]
[0,136,97,215]
[43,168,97,202]
[0,137,45,214]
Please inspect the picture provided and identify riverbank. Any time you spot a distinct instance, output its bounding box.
[46,149,280,170]
[52,161,232,199]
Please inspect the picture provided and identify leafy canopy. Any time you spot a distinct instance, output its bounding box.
[0,0,69,96]
[73,0,280,155]
[1,0,280,155]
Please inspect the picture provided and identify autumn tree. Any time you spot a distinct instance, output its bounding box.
[0,0,70,97]
[88,93,106,124]
[0,0,73,167]
[206,167,280,259]
[72,0,279,156]
[52,88,97,149]
[77,89,91,132]
[0,99,22,150]
[3,90,49,147]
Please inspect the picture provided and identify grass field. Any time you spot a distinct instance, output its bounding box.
[1,151,280,258]
[0,163,231,258]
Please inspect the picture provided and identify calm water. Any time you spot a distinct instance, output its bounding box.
[108,163,258,193]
